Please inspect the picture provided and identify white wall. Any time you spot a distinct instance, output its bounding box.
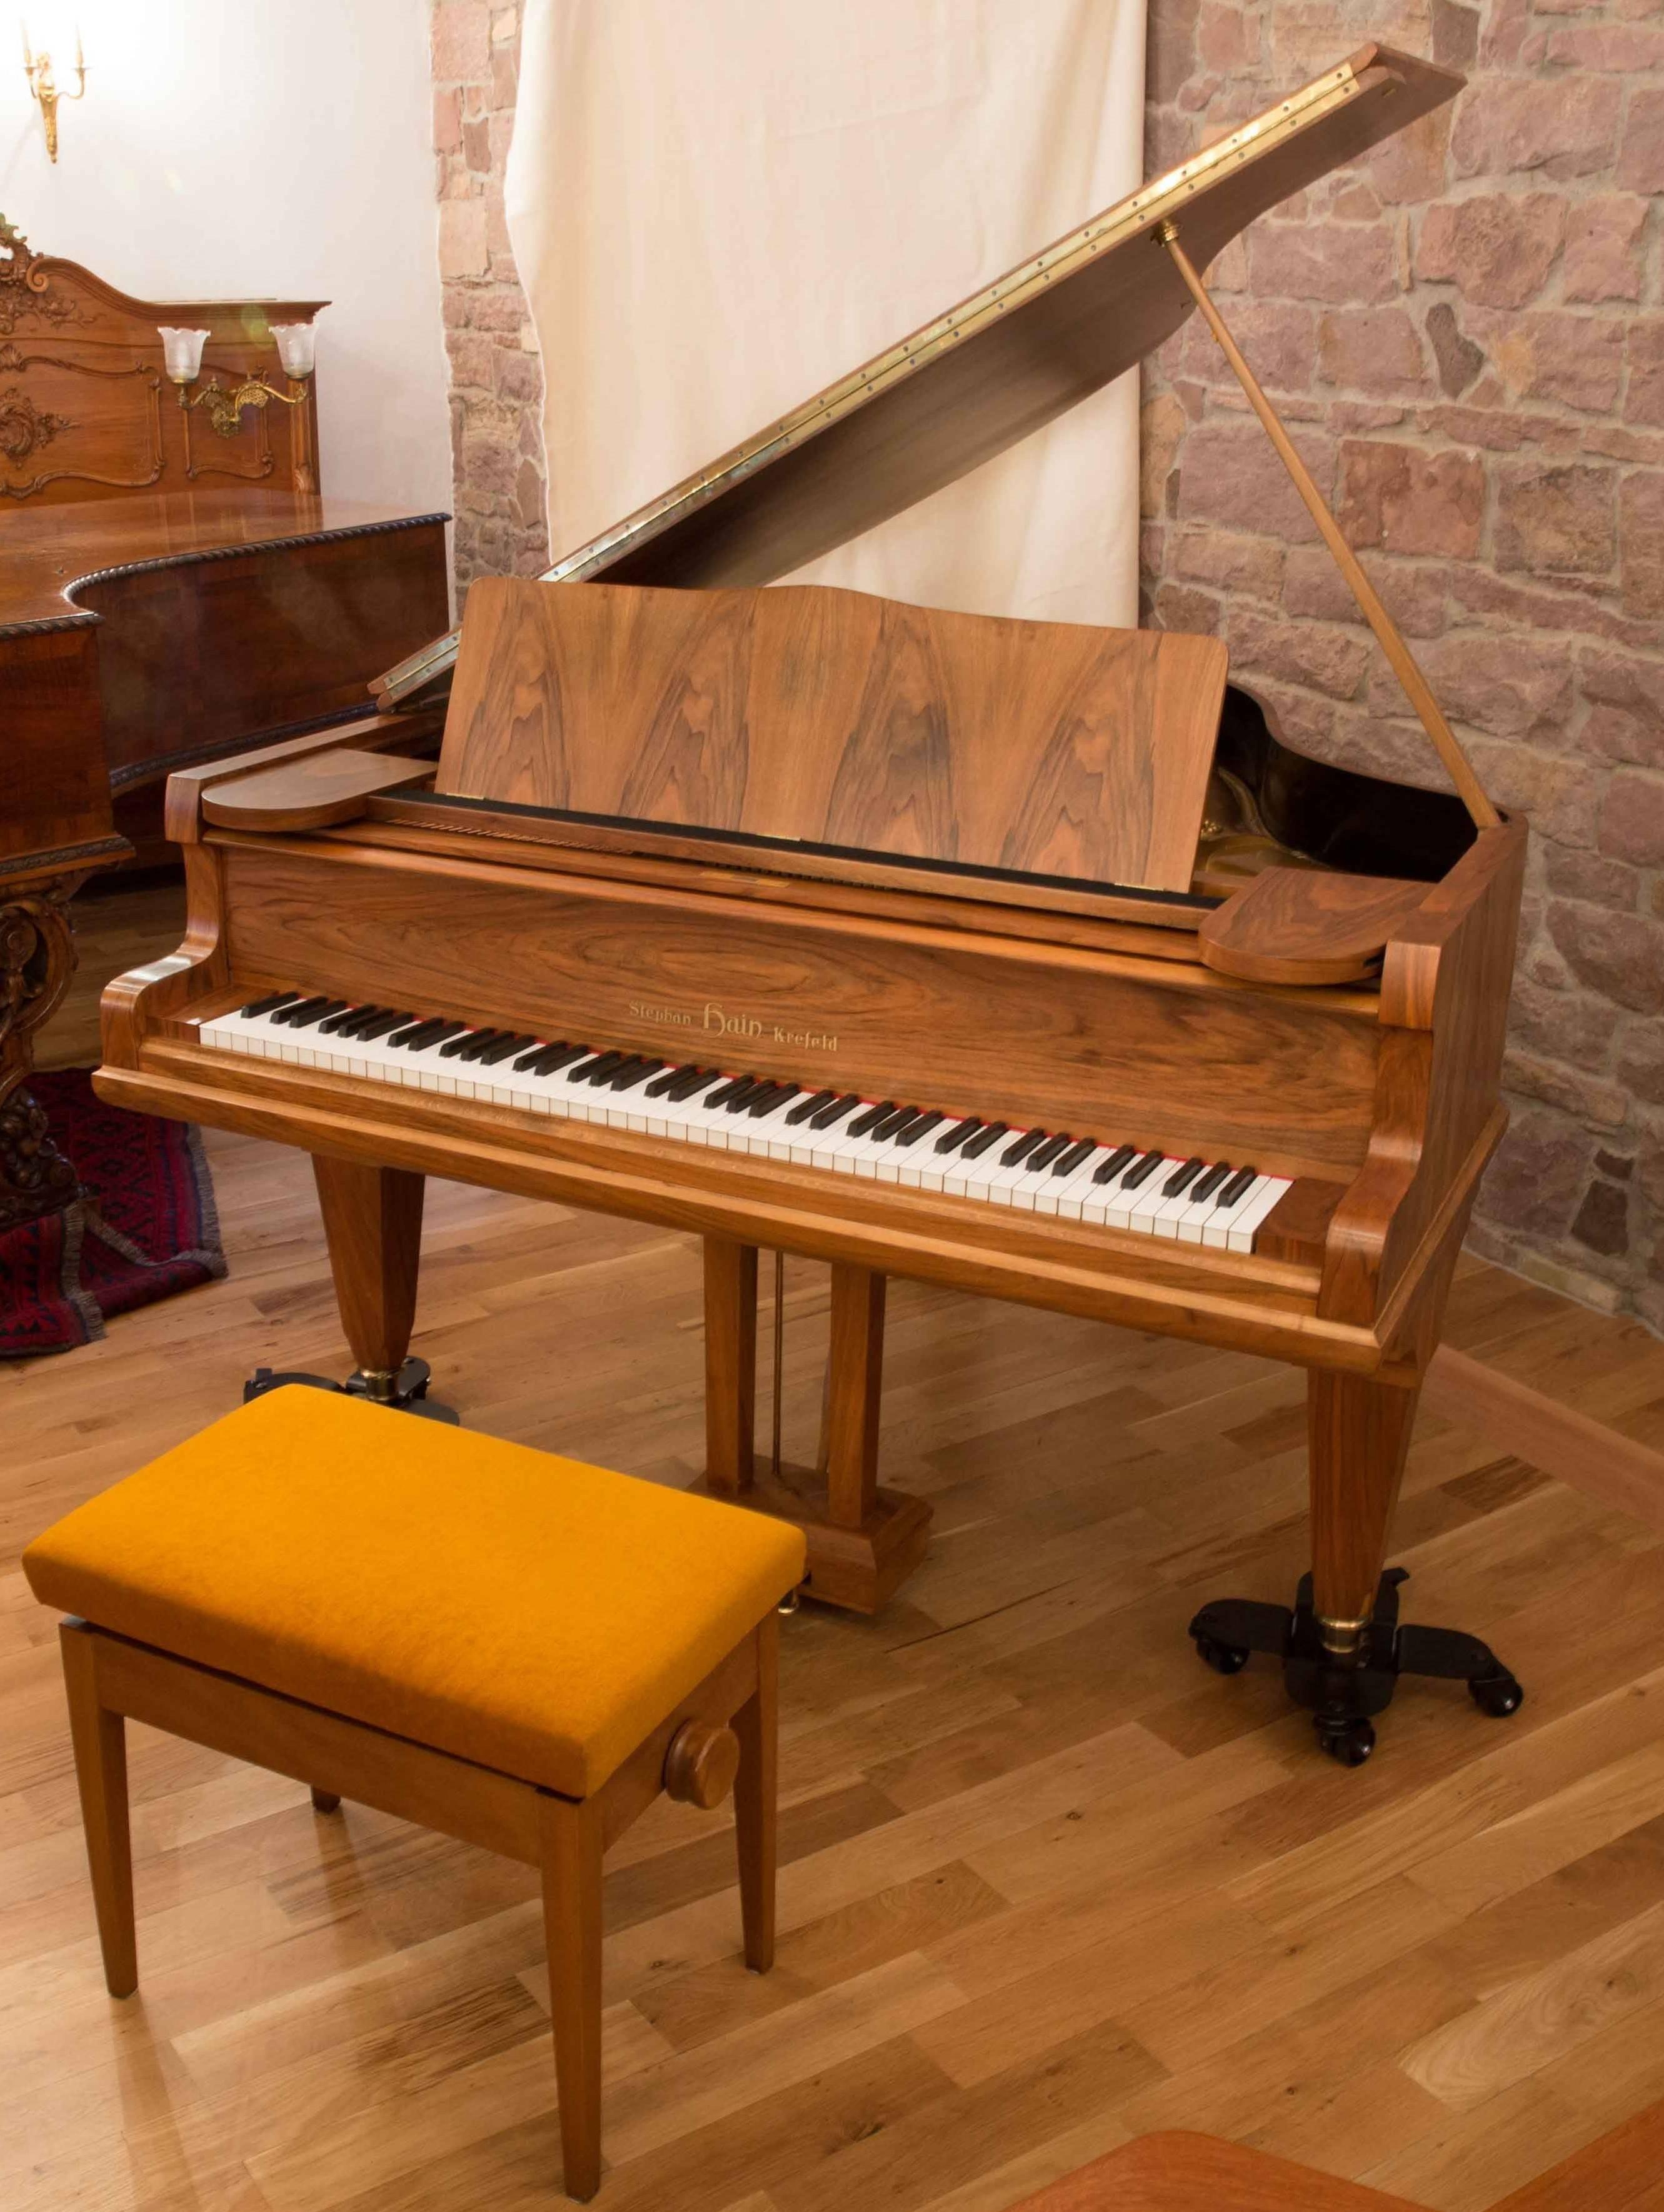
[1,0,451,516]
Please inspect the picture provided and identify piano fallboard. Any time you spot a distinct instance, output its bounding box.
[194,827,1385,1185]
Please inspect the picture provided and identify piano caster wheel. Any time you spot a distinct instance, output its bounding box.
[1188,1569,1524,1765]
[1194,1634,1249,1676]
[1316,1714,1375,1768]
[243,1359,459,1424]
[1470,1670,1524,1719]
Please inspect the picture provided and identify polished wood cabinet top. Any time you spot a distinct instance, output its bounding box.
[0,489,448,636]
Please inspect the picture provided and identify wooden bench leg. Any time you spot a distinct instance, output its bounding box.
[59,1621,137,1998]
[540,1793,604,2202]
[311,1788,343,1814]
[733,1612,779,1973]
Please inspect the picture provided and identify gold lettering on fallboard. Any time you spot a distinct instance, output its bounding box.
[626,1000,840,1052]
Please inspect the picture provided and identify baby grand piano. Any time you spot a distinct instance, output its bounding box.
[100,46,1528,1763]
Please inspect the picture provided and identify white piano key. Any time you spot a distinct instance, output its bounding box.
[1225,1175,1291,1254]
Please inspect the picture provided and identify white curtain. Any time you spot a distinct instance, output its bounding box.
[506,0,1146,628]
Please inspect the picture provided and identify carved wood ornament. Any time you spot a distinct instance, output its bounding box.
[0,879,84,1228]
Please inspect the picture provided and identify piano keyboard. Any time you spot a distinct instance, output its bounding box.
[200,992,1293,1252]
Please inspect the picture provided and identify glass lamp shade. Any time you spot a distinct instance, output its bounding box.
[158,326,209,383]
[271,322,316,379]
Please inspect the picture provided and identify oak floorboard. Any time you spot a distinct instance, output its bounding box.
[6,888,1664,2209]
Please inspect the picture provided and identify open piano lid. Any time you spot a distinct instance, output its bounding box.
[377,43,1461,709]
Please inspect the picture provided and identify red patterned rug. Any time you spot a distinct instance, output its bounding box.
[0,1070,225,1359]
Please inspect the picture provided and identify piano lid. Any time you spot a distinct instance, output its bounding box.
[377,43,1461,706]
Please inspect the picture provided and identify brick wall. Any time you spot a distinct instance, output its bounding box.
[431,1,547,592]
[432,0,1664,1329]
[1145,0,1664,1328]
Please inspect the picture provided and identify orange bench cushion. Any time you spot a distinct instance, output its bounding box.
[23,1386,805,1796]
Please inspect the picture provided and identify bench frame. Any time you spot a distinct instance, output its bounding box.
[58,1609,780,2201]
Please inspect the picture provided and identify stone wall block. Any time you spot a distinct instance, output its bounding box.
[1316,307,1429,396]
[1174,418,1328,541]
[1548,902,1664,1013]
[1248,223,1398,306]
[1416,194,1565,310]
[1451,76,1623,179]
[1598,771,1664,868]
[1563,195,1649,304]
[1495,461,1616,577]
[1338,441,1485,558]
[1616,86,1664,197]
[1620,472,1664,616]
[432,0,491,80]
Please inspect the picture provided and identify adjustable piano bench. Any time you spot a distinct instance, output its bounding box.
[23,1388,805,2203]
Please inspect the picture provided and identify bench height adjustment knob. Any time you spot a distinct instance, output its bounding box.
[663,1720,740,1808]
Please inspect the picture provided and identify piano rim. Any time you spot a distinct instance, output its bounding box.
[95,1028,1431,1379]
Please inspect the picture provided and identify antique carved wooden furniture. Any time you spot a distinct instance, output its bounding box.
[99,47,1528,1757]
[23,1386,803,2201]
[0,218,448,1229]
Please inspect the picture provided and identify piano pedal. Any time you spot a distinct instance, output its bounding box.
[243,1357,460,1425]
[1188,1568,1523,1767]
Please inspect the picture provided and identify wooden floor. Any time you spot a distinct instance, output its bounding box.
[8,882,1664,2211]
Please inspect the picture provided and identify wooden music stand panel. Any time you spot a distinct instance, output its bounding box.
[438,579,1229,896]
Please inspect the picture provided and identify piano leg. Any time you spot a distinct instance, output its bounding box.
[1308,1369,1418,1661]
[698,1239,931,1614]
[1190,1360,1523,1765]
[312,1156,434,1408]
[1,879,86,1232]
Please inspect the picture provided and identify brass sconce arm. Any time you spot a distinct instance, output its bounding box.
[177,374,309,440]
[21,27,86,164]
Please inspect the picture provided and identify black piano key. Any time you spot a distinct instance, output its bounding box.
[666,1066,723,1101]
[1218,1165,1258,1208]
[352,1009,417,1042]
[847,1100,898,1139]
[524,1041,588,1076]
[808,1092,862,1130]
[609,1058,668,1091]
[721,1076,771,1113]
[1052,1138,1097,1176]
[786,1089,837,1126]
[572,1049,629,1084]
[1162,1156,1205,1198]
[748,1083,800,1116]
[935,1118,981,1154]
[1000,1129,1046,1168]
[1092,1144,1138,1184]
[1026,1133,1073,1173]
[453,1028,508,1062]
[703,1074,754,1109]
[1190,1161,1232,1204]
[1120,1149,1165,1189]
[476,1033,538,1066]
[240,989,301,1019]
[271,995,334,1027]
[390,1018,464,1050]
[959,1121,1010,1159]
[645,1062,700,1097]
[291,998,351,1029]
[319,1004,375,1035]
[893,1110,946,1148]
[872,1103,922,1142]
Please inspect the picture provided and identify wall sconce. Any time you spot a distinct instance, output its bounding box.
[159,322,318,489]
[21,23,85,164]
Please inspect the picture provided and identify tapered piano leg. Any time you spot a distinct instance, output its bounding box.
[703,1236,758,1497]
[312,1156,426,1402]
[826,1264,885,1531]
[1307,1369,1419,1658]
[696,1241,930,1614]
